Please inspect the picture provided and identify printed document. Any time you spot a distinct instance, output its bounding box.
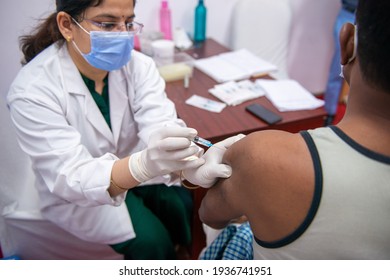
[185,94,226,113]
[208,80,265,106]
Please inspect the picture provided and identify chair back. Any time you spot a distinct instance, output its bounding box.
[287,0,341,93]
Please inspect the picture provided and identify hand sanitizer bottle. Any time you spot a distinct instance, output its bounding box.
[194,0,207,42]
[159,0,172,40]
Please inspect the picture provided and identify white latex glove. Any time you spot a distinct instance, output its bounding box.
[129,127,205,183]
[182,134,246,188]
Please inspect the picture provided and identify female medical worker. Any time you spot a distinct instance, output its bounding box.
[6,0,205,259]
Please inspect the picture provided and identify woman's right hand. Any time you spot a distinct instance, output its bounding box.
[128,126,205,183]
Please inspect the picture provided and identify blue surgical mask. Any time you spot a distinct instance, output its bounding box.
[72,22,134,71]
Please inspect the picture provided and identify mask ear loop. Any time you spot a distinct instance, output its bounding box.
[71,38,90,56]
[71,17,91,35]
[347,25,358,64]
[69,17,92,56]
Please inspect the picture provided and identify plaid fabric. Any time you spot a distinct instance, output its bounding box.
[200,222,253,260]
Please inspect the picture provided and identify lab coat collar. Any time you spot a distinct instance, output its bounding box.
[58,44,119,146]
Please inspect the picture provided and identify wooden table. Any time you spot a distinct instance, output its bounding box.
[165,38,326,259]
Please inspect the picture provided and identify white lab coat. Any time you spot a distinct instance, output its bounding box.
[6,42,186,244]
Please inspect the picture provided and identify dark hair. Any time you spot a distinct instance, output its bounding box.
[20,0,136,65]
[355,0,390,92]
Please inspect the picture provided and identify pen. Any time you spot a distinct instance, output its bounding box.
[192,135,213,147]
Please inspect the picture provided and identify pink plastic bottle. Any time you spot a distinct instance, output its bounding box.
[159,0,172,40]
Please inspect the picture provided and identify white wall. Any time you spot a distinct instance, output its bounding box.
[1,0,55,104]
[136,0,239,46]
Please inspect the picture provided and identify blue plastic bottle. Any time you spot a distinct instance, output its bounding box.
[194,0,207,42]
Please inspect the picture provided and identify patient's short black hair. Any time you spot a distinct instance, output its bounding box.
[356,0,390,92]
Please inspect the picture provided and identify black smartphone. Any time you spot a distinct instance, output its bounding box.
[245,103,282,124]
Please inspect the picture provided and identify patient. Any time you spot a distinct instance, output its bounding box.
[184,0,390,259]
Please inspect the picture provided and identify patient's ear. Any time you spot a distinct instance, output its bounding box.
[340,23,356,65]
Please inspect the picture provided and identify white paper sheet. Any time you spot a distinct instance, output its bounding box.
[256,79,325,111]
[194,49,278,83]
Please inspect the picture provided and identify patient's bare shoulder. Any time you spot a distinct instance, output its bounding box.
[224,130,310,183]
[223,130,315,242]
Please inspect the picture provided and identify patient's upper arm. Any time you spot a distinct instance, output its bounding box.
[199,132,268,228]
[199,130,314,238]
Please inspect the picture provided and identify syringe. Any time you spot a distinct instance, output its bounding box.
[192,135,213,147]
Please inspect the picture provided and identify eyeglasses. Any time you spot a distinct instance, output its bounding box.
[75,18,144,34]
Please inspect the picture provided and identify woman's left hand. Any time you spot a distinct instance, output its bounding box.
[182,134,245,188]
